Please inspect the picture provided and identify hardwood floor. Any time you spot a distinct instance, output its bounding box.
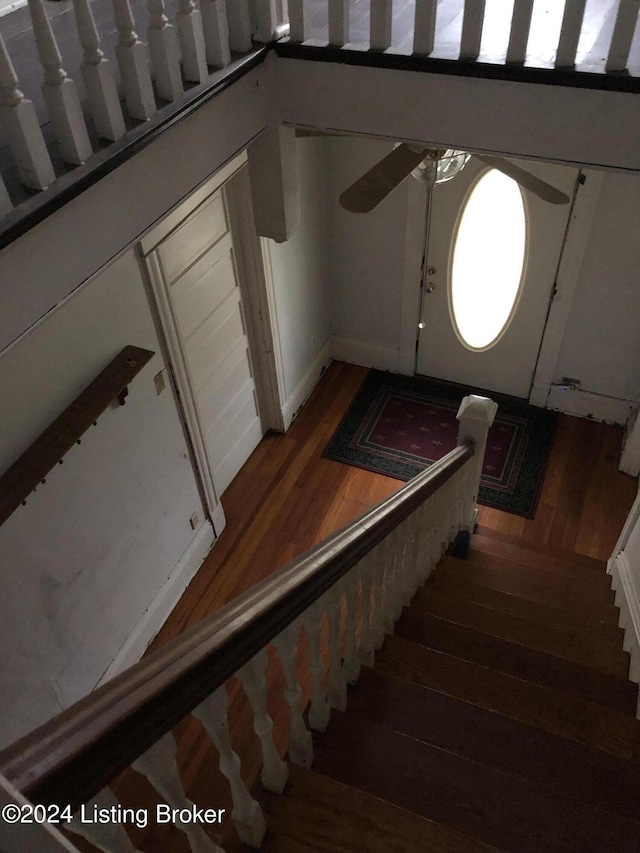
[70,360,637,852]
[153,359,636,658]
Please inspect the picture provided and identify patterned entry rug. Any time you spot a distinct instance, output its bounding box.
[323,370,558,518]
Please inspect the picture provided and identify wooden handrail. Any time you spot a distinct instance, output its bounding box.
[0,441,474,809]
[0,345,154,526]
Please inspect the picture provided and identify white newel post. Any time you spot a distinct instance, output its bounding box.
[194,686,266,848]
[237,648,289,793]
[67,789,141,852]
[29,0,92,165]
[272,619,314,767]
[201,0,231,68]
[0,31,55,189]
[456,395,497,533]
[113,0,157,120]
[74,0,126,141]
[147,0,183,102]
[133,733,223,853]
[177,0,209,83]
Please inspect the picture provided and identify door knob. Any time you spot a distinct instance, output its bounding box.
[424,282,436,293]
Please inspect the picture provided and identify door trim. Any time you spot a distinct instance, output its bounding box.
[529,169,604,407]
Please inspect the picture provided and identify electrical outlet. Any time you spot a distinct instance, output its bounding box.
[154,370,166,395]
[189,512,200,530]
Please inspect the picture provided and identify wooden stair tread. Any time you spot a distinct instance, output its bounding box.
[470,530,607,575]
[404,588,630,679]
[394,606,635,713]
[345,668,640,821]
[312,714,640,852]
[438,555,616,612]
[473,525,607,571]
[424,572,622,630]
[464,545,612,591]
[255,764,503,852]
[374,634,640,760]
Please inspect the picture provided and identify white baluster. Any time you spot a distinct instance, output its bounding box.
[391,529,405,621]
[342,569,361,683]
[147,0,183,102]
[460,0,485,60]
[606,0,640,72]
[302,599,331,731]
[194,686,266,848]
[133,733,223,853]
[237,648,289,793]
[358,554,376,667]
[506,0,534,64]
[28,0,92,165]
[371,543,387,649]
[326,585,348,710]
[406,506,427,591]
[0,176,11,216]
[328,0,349,46]
[381,535,398,635]
[74,0,125,141]
[201,0,231,68]
[67,789,142,852]
[226,0,253,51]
[177,0,209,83]
[272,619,314,767]
[288,0,307,42]
[252,0,277,42]
[113,0,156,120]
[396,521,414,606]
[370,0,392,50]
[0,32,55,190]
[555,0,587,68]
[413,0,437,55]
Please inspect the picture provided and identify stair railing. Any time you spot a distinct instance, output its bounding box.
[0,393,496,852]
[286,0,640,73]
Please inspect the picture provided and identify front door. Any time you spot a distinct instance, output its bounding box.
[416,155,578,398]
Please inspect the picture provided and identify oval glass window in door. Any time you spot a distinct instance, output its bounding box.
[449,169,528,351]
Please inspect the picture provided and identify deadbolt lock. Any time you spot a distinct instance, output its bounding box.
[427,266,437,275]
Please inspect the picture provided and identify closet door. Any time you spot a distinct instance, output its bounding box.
[152,187,263,499]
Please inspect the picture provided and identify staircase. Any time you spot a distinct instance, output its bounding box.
[255,526,640,852]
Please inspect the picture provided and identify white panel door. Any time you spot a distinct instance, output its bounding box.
[156,190,263,496]
[416,156,578,398]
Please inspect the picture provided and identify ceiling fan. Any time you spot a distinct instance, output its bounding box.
[337,143,571,213]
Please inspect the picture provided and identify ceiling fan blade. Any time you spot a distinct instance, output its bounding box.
[473,154,571,205]
[339,144,430,213]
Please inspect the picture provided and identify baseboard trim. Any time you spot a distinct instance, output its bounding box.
[333,336,413,375]
[281,337,333,429]
[608,551,640,717]
[97,520,216,685]
[546,386,634,425]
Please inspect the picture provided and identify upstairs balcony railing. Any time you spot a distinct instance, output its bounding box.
[0,1,639,239]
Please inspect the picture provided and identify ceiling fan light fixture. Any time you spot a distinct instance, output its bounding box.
[435,150,471,185]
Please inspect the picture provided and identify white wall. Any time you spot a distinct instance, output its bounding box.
[262,137,333,425]
[548,171,640,421]
[326,136,414,372]
[0,250,208,748]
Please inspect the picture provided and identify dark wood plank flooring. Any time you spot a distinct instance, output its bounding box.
[66,360,638,852]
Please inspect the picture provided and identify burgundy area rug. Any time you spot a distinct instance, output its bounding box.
[323,370,558,518]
